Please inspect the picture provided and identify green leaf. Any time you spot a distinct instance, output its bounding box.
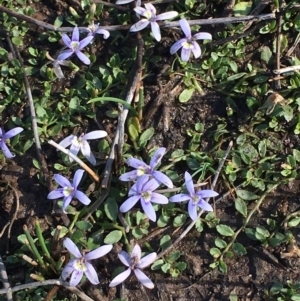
[236,190,259,201]
[235,198,247,217]
[166,250,181,262]
[161,262,171,273]
[292,149,300,162]
[128,124,139,142]
[233,1,252,16]
[104,198,118,222]
[218,259,227,273]
[151,259,164,270]
[232,242,247,255]
[291,294,300,301]
[210,247,221,259]
[54,16,64,27]
[139,127,154,148]
[260,46,272,64]
[227,72,247,81]
[173,214,187,227]
[75,221,93,231]
[216,224,235,236]
[215,238,227,249]
[160,235,171,250]
[281,105,293,122]
[179,88,195,103]
[229,290,238,301]
[104,230,122,244]
[175,261,187,271]
[288,217,300,227]
[12,36,23,46]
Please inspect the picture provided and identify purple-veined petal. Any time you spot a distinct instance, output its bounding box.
[126,157,148,170]
[179,19,191,38]
[85,245,113,260]
[72,26,80,42]
[0,142,14,158]
[74,190,91,205]
[141,201,156,221]
[188,200,198,220]
[59,135,74,149]
[128,182,138,197]
[109,268,131,287]
[3,127,23,139]
[150,21,161,41]
[130,19,150,32]
[69,143,80,159]
[61,33,72,48]
[151,192,168,204]
[144,3,156,15]
[191,41,201,59]
[69,270,83,286]
[184,172,195,195]
[86,151,97,166]
[81,140,96,165]
[142,178,160,192]
[170,38,186,54]
[95,28,110,39]
[83,130,107,140]
[119,170,139,182]
[198,200,213,212]
[197,189,219,198]
[57,50,74,61]
[133,268,154,289]
[152,171,173,188]
[73,169,84,188]
[137,252,157,269]
[120,195,141,213]
[134,6,147,16]
[156,11,178,21]
[75,51,90,65]
[64,238,82,258]
[181,48,191,62]
[131,244,142,259]
[169,193,191,203]
[149,147,165,168]
[54,174,72,187]
[118,250,131,267]
[193,32,212,40]
[79,36,94,50]
[84,262,99,284]
[61,259,76,280]
[62,195,73,212]
[136,175,151,192]
[116,0,134,4]
[47,189,64,199]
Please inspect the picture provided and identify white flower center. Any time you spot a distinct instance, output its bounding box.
[63,186,75,197]
[137,166,147,176]
[192,194,200,204]
[71,136,82,147]
[130,255,140,269]
[70,41,80,51]
[141,190,152,202]
[74,257,87,272]
[144,10,153,20]
[182,41,194,49]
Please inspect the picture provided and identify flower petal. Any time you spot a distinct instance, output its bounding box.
[0,142,14,158]
[85,245,113,260]
[188,200,198,220]
[141,201,156,221]
[69,143,80,161]
[130,19,150,32]
[131,244,142,259]
[179,19,191,38]
[151,192,169,204]
[144,3,156,15]
[59,135,74,149]
[84,262,99,284]
[47,189,64,199]
[149,147,165,168]
[193,32,212,40]
[126,157,148,169]
[63,195,73,212]
[72,26,80,42]
[137,252,157,269]
[150,21,161,41]
[4,127,23,139]
[73,169,84,188]
[118,250,131,267]
[184,171,195,195]
[74,190,91,205]
[79,36,94,49]
[170,38,186,54]
[54,174,72,187]
[119,170,139,182]
[120,195,141,213]
[95,28,110,39]
[109,268,131,287]
[69,270,83,286]
[169,193,191,203]
[116,0,134,4]
[61,33,72,48]
[181,48,191,62]
[134,6,147,16]
[136,175,151,192]
[61,259,76,280]
[133,268,154,289]
[191,41,201,59]
[152,171,173,188]
[75,51,90,65]
[57,50,73,61]
[197,189,219,198]
[142,178,160,192]
[84,130,107,140]
[64,238,82,258]
[198,200,213,212]
[81,140,96,165]
[156,11,178,21]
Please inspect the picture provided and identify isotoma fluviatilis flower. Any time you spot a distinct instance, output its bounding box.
[59,130,107,166]
[109,244,156,289]
[130,3,178,41]
[120,175,168,222]
[170,19,212,62]
[0,127,23,158]
[62,238,112,286]
[119,147,173,188]
[169,171,218,220]
[47,169,91,212]
[87,23,110,39]
[58,26,94,65]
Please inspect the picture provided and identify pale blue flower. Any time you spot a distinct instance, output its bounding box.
[169,171,218,220]
[87,23,110,39]
[109,244,156,289]
[62,238,112,286]
[0,127,23,158]
[47,169,91,212]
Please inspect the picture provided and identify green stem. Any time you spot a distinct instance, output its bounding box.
[69,212,80,232]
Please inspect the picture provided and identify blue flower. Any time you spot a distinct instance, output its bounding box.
[0,126,23,158]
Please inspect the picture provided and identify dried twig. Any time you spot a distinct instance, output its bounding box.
[273,64,300,74]
[0,255,12,301]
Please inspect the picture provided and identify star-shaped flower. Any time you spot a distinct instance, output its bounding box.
[0,126,23,158]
